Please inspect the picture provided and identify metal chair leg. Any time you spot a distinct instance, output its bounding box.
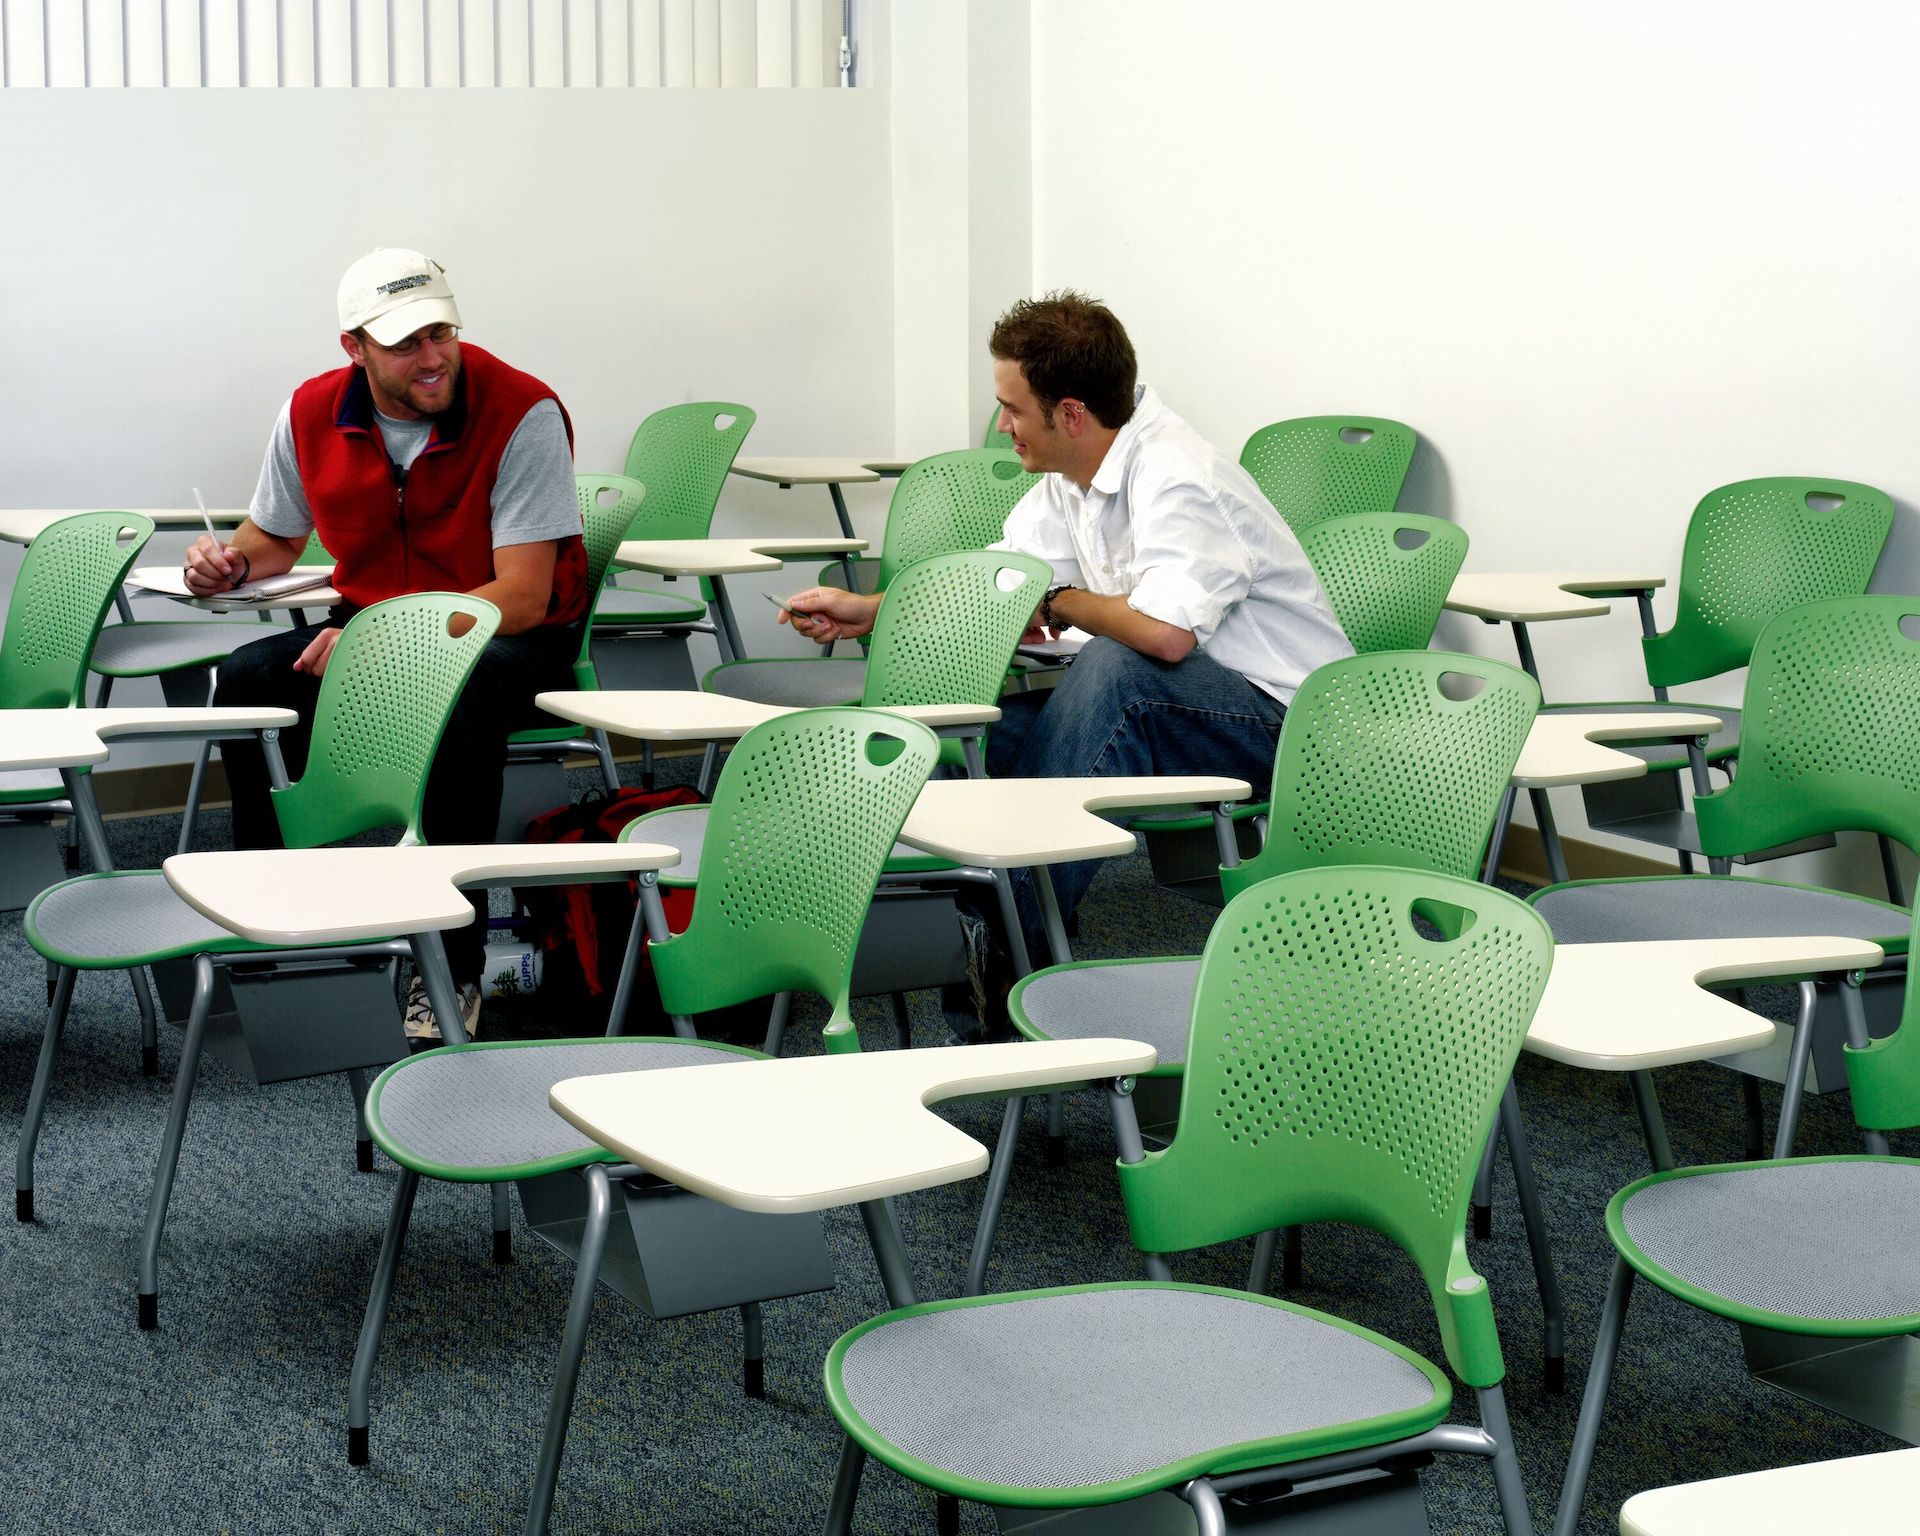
[1045,1090,1067,1167]
[1478,1383,1536,1536]
[523,1164,613,1536]
[138,954,217,1329]
[822,1435,867,1535]
[1626,1070,1675,1170]
[347,1067,373,1172]
[491,1183,513,1264]
[176,739,213,856]
[1773,981,1819,1158]
[1552,1256,1637,1536]
[347,1166,421,1465]
[135,964,161,1077]
[740,1301,765,1397]
[889,992,914,1050]
[1839,975,1891,1156]
[1249,1229,1278,1293]
[1473,1110,1500,1237]
[763,991,793,1056]
[591,727,620,795]
[1502,1082,1565,1392]
[965,1095,1025,1296]
[17,964,77,1222]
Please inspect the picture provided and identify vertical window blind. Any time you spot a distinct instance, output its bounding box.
[0,0,847,88]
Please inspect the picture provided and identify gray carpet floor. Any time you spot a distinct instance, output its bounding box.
[1,765,1907,1534]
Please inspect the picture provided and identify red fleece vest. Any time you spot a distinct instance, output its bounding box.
[287,345,588,625]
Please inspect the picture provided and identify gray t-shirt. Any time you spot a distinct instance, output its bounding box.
[249,394,581,550]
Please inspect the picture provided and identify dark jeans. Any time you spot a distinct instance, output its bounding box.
[213,620,580,984]
[985,637,1288,954]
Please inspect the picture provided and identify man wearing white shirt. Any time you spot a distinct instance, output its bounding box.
[785,291,1352,939]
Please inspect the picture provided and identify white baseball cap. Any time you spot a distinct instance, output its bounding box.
[337,247,463,346]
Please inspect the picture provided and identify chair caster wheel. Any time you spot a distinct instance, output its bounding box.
[16,1189,32,1223]
[1045,1135,1067,1168]
[356,1139,373,1174]
[138,1292,158,1330]
[492,1229,512,1265]
[744,1359,765,1399]
[1545,1355,1565,1395]
[348,1425,369,1466]
[937,1493,960,1535]
[1473,1204,1491,1239]
[142,1045,159,1077]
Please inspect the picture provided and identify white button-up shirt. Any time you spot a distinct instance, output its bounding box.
[995,385,1352,703]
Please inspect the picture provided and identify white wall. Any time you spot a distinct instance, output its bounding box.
[1029,0,1920,890]
[0,84,895,763]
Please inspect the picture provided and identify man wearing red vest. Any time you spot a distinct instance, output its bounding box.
[186,248,588,1042]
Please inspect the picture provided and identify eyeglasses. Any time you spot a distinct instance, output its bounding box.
[376,323,460,357]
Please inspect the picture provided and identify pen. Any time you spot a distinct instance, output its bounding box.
[192,486,218,543]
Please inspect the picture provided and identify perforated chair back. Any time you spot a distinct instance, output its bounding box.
[1238,416,1417,535]
[876,450,1040,589]
[1300,512,1469,653]
[643,709,938,1049]
[982,402,1014,451]
[295,532,333,565]
[269,592,501,849]
[0,512,153,709]
[568,473,648,683]
[1121,864,1553,1385]
[1693,596,1920,869]
[619,402,757,541]
[1642,477,1893,690]
[863,551,1051,710]
[1222,650,1539,903]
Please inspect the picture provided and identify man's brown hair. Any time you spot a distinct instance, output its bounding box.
[989,290,1138,430]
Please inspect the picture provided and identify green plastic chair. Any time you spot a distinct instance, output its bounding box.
[1299,510,1469,654]
[705,448,1038,707]
[0,511,154,712]
[503,473,649,796]
[1547,476,1894,870]
[982,400,1014,450]
[1529,594,1920,1170]
[0,512,153,969]
[1238,415,1417,535]
[1553,889,1920,1536]
[623,550,1050,1057]
[16,592,501,1330]
[989,652,1549,1339]
[347,709,939,1531]
[592,401,757,629]
[93,526,332,857]
[823,864,1552,1536]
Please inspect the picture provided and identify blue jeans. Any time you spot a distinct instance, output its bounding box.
[985,637,1287,952]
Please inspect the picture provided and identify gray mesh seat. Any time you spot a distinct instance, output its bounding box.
[591,585,708,625]
[369,1039,752,1179]
[831,1286,1447,1498]
[1614,1161,1920,1326]
[26,871,259,965]
[705,656,867,707]
[1012,958,1198,1070]
[1529,875,1907,947]
[0,766,66,804]
[89,620,288,676]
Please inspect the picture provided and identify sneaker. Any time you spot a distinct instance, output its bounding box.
[404,975,483,1048]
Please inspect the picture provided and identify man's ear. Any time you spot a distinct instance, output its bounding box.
[339,330,367,365]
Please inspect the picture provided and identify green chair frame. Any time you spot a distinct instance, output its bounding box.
[1553,881,1920,1535]
[1299,510,1469,654]
[349,709,939,1534]
[503,473,651,796]
[17,592,501,1331]
[824,864,1551,1536]
[1238,415,1417,535]
[705,448,1038,706]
